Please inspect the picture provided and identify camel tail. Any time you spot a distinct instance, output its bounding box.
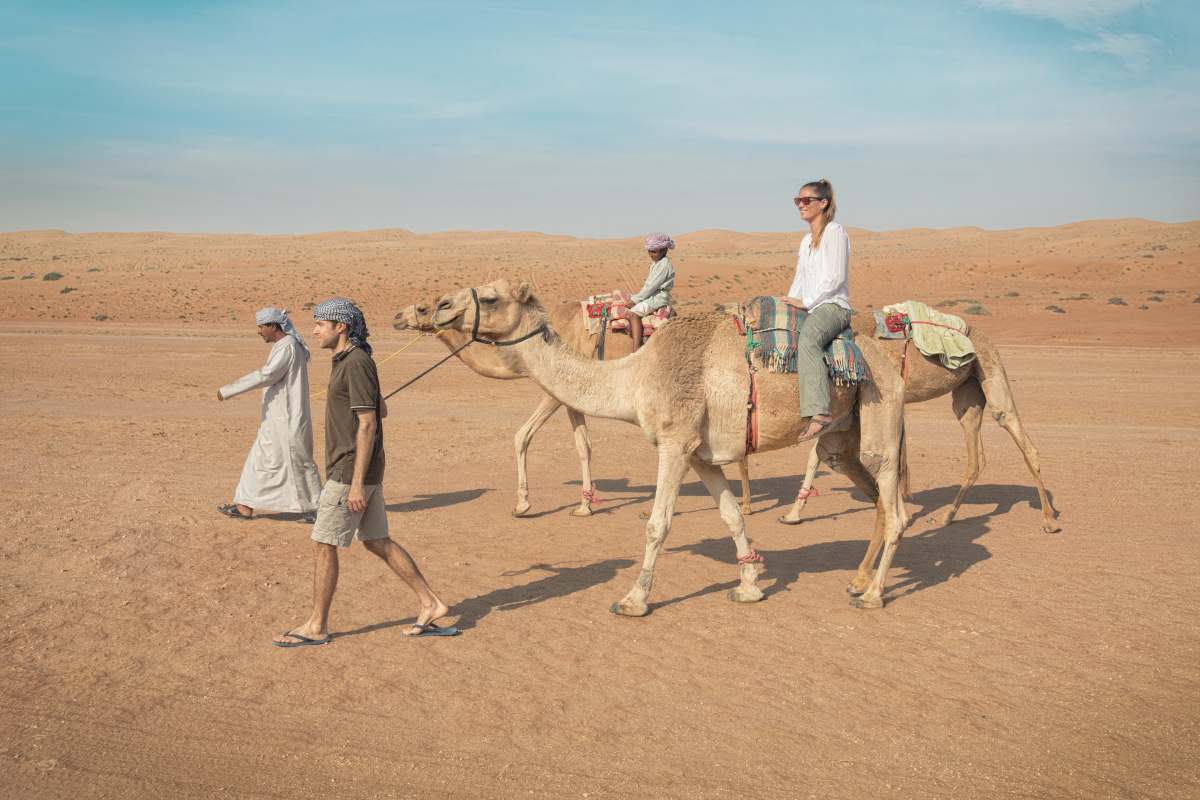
[899,417,912,500]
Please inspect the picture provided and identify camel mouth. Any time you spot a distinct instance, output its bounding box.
[432,309,464,330]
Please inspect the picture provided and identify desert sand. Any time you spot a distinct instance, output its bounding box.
[1,219,1199,799]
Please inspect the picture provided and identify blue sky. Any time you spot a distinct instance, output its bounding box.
[1,0,1196,235]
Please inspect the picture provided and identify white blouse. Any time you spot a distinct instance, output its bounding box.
[786,220,851,312]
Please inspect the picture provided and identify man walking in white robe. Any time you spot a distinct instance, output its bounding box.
[216,307,322,520]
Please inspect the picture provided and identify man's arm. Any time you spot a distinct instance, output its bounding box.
[217,341,292,401]
[346,408,377,512]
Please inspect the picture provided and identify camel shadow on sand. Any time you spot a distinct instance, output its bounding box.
[656,481,1055,611]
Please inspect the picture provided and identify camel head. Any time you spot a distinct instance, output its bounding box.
[432,279,544,342]
[393,299,437,332]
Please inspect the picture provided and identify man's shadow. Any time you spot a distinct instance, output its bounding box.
[333,557,635,638]
[386,488,490,513]
[656,482,1053,609]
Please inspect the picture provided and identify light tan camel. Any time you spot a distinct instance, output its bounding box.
[395,298,760,517]
[432,280,1057,613]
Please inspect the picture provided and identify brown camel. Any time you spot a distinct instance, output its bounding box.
[431,280,1057,612]
[395,298,760,517]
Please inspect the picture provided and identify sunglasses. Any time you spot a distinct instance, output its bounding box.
[794,196,826,207]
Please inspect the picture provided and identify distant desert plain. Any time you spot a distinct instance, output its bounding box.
[2,219,1198,799]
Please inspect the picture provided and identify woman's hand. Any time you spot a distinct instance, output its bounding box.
[781,297,807,310]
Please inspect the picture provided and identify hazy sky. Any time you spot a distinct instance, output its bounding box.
[2,1,1196,236]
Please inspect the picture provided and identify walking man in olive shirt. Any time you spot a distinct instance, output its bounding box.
[272,298,454,647]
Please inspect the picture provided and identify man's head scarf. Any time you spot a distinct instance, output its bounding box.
[644,232,675,253]
[313,298,372,355]
[255,306,310,360]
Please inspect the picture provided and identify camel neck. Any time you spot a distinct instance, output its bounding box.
[504,328,639,423]
[432,329,522,381]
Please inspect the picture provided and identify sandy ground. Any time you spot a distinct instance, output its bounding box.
[2,221,1199,798]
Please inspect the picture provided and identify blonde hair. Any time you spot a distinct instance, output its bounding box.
[801,178,837,249]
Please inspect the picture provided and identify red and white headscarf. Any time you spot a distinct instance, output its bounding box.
[644,232,675,252]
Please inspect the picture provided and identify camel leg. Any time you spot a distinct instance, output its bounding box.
[690,458,764,604]
[736,458,752,515]
[812,427,893,597]
[973,340,1061,533]
[566,407,596,517]
[611,444,693,617]
[778,442,823,525]
[932,378,986,526]
[849,388,908,610]
[512,394,562,517]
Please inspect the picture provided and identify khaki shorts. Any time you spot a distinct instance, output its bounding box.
[311,481,389,548]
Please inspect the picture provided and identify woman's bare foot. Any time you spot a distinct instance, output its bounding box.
[797,415,831,442]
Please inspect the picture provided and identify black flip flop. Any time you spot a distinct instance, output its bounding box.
[217,503,251,519]
[272,630,331,648]
[403,622,460,638]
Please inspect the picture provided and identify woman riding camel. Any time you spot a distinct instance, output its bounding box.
[785,178,852,441]
[627,232,676,350]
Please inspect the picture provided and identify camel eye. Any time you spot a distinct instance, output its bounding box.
[436,299,451,310]
[417,305,427,314]
[481,295,497,305]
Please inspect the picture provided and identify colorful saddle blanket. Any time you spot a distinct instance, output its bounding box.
[737,296,870,386]
[581,290,674,337]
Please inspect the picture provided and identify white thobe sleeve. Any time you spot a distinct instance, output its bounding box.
[218,341,293,400]
[632,260,671,304]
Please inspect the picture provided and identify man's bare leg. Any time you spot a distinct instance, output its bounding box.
[362,538,450,634]
[236,503,254,517]
[272,541,338,644]
[629,314,644,350]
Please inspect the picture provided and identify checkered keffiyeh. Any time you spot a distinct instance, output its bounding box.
[313,298,372,355]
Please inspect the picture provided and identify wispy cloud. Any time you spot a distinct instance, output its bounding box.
[980,0,1157,71]
[1072,30,1156,70]
[978,1,1148,26]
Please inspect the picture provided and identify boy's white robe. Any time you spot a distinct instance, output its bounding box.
[219,336,322,512]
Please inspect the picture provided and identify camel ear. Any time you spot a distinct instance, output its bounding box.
[514,281,535,304]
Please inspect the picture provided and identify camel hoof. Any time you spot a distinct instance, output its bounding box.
[1041,521,1062,534]
[777,514,803,526]
[568,506,593,518]
[849,594,883,609]
[846,583,866,597]
[609,601,649,617]
[741,506,753,517]
[512,502,532,518]
[727,585,764,604]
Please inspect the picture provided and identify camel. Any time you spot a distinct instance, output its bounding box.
[394,297,761,518]
[432,280,1057,613]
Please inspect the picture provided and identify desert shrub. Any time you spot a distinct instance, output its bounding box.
[963,304,991,316]
[60,287,76,294]
[1107,297,1127,306]
[42,271,64,281]
[1045,305,1066,314]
